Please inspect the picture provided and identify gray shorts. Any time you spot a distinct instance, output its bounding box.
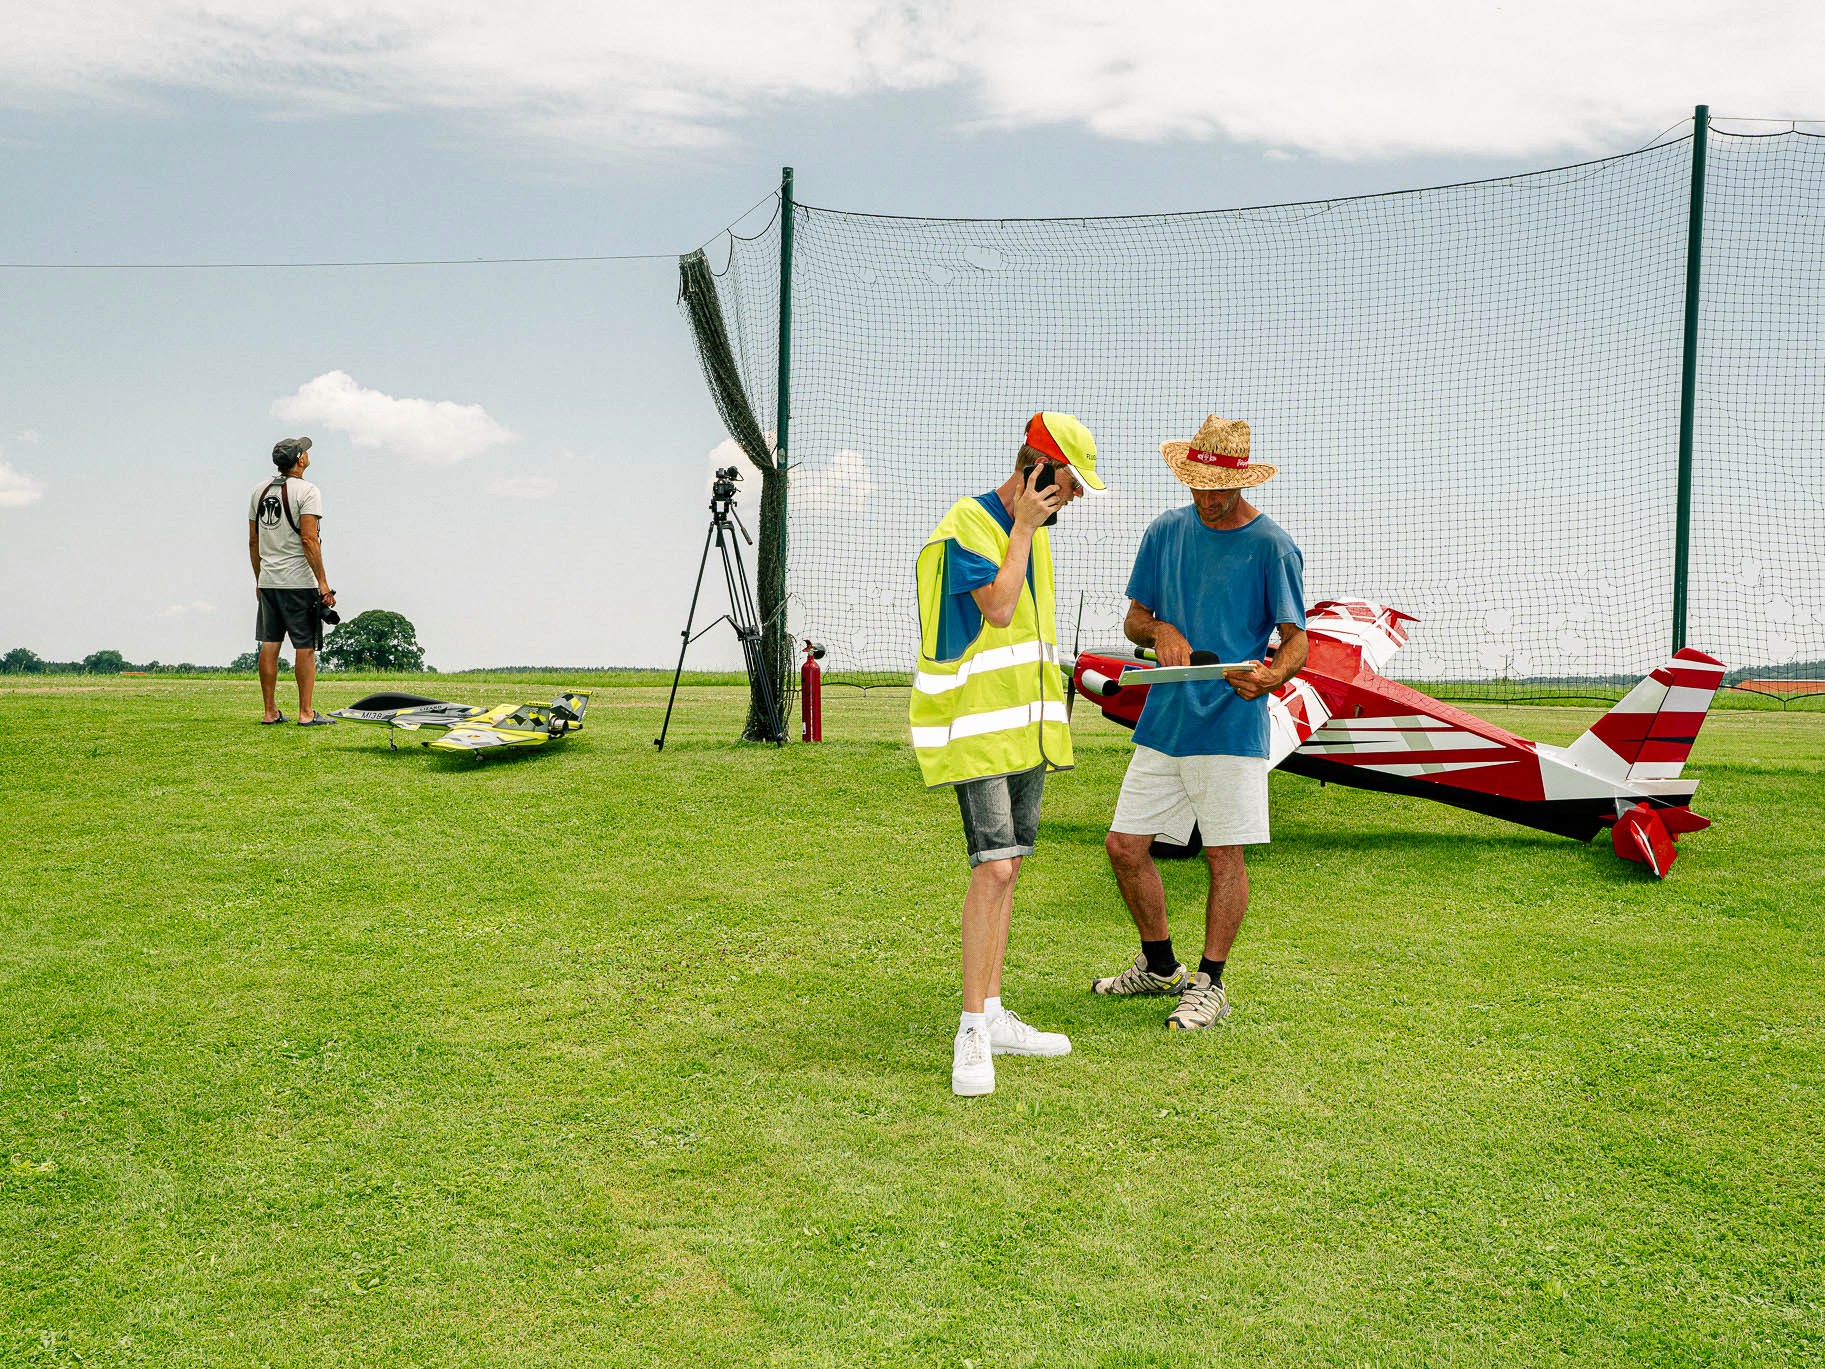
[955,766,1046,867]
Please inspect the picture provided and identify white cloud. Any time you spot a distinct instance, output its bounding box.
[792,448,875,512]
[0,460,47,508]
[485,474,558,501]
[161,600,216,618]
[15,430,41,444]
[271,370,516,465]
[0,3,1814,161]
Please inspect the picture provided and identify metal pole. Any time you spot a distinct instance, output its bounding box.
[776,167,794,472]
[1672,105,1708,651]
[770,167,795,722]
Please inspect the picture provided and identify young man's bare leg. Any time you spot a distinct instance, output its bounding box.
[984,855,1020,1006]
[294,647,318,722]
[960,857,1019,1014]
[1092,832,1190,996]
[258,642,282,722]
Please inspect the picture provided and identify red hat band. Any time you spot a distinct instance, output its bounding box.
[1187,447,1248,469]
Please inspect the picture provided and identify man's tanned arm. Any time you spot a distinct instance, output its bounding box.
[249,521,261,582]
[1124,600,1193,667]
[298,515,337,607]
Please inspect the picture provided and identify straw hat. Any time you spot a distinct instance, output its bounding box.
[1160,415,1276,489]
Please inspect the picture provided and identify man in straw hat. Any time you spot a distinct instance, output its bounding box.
[911,412,1105,1096]
[1090,415,1307,1031]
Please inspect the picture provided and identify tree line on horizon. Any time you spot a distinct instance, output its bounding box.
[1,609,430,676]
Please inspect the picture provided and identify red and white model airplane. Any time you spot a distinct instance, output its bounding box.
[1073,601,1725,878]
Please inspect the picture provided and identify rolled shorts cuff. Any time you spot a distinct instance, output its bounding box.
[968,842,1034,868]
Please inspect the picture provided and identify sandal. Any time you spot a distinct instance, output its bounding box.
[297,714,338,727]
[259,712,287,725]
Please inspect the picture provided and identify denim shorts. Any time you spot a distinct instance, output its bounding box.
[954,765,1046,867]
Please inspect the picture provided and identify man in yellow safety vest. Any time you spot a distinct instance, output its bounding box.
[911,412,1105,1096]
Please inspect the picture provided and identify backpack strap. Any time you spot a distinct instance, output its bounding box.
[268,476,301,534]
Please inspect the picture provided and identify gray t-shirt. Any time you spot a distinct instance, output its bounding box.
[249,476,324,589]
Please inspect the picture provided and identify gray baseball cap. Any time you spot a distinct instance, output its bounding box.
[271,436,313,468]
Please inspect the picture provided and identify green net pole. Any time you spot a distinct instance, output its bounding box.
[746,167,793,740]
[1672,105,1708,652]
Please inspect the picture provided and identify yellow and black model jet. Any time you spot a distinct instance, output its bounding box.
[331,690,591,756]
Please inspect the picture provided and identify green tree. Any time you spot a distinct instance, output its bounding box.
[229,651,290,674]
[1,647,45,674]
[322,610,427,672]
[82,649,130,674]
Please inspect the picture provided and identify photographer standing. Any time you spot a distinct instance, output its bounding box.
[248,436,338,726]
[911,412,1104,1096]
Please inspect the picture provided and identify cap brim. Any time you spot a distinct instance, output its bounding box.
[1068,462,1105,492]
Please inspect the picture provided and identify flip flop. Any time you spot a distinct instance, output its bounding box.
[297,715,338,727]
[259,712,287,725]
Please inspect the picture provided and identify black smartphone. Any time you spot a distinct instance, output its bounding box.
[1034,460,1060,526]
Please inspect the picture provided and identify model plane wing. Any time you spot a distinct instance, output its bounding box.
[427,726,557,752]
[331,692,485,727]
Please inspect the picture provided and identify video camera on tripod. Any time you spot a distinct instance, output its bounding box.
[654,462,786,751]
[711,464,743,505]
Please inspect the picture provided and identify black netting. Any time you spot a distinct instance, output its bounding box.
[1690,131,1825,692]
[689,133,1824,698]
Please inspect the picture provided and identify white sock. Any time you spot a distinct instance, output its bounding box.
[984,996,1003,1019]
[960,1010,988,1033]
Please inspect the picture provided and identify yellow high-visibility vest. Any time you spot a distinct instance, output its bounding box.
[909,497,1073,787]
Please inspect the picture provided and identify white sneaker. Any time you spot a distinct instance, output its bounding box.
[952,1025,995,1095]
[988,1008,1072,1058]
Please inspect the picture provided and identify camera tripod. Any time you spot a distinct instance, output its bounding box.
[654,467,786,751]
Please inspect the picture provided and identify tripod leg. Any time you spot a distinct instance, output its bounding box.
[722,529,786,745]
[655,518,720,751]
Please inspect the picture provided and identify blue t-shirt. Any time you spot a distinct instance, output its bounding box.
[1126,506,1306,758]
[932,492,1030,661]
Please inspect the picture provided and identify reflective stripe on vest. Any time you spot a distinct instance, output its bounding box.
[909,497,1073,787]
[910,699,1071,751]
[913,640,1059,694]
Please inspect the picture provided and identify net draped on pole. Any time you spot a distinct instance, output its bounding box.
[682,130,1825,697]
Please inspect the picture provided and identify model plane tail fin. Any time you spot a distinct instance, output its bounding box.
[1564,648,1725,782]
[1304,601,1418,673]
[550,690,591,725]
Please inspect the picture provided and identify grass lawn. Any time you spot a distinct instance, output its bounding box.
[1,677,1820,1367]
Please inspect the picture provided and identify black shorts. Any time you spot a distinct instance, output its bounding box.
[256,588,323,650]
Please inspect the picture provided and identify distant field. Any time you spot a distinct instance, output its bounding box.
[1,678,1820,1366]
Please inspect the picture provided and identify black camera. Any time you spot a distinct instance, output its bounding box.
[317,592,340,626]
[713,465,743,502]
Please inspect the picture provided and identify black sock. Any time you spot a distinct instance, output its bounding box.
[1199,958,1226,985]
[1141,938,1178,977]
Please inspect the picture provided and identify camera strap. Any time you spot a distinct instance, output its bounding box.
[266,476,301,534]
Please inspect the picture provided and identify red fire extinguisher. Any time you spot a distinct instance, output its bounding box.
[801,640,825,742]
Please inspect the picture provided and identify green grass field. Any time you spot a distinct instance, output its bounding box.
[2,677,1821,1367]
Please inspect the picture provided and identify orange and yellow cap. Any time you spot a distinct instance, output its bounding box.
[1024,412,1105,491]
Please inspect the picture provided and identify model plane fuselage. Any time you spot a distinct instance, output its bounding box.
[1073,601,1724,877]
[331,690,592,755]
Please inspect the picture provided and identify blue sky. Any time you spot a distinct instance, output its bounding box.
[0,1,1813,669]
